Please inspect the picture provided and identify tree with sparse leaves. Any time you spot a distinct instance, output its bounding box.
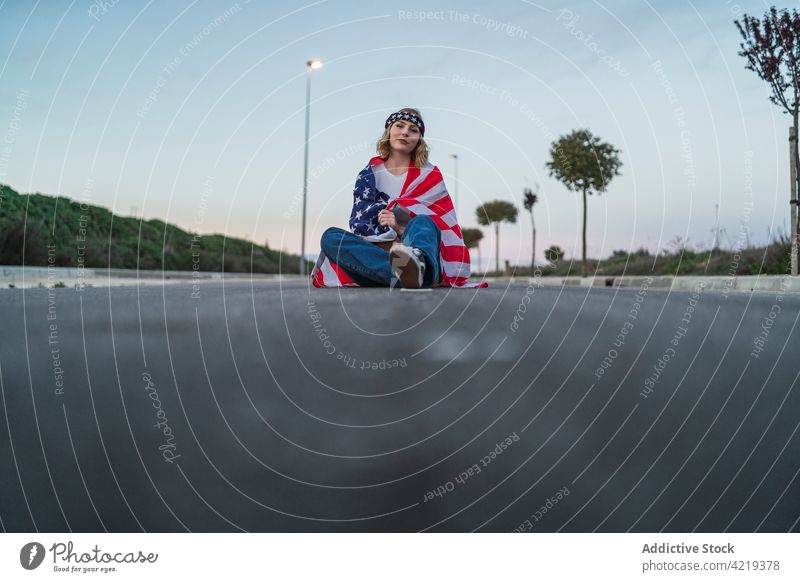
[546,129,622,277]
[735,7,800,273]
[523,185,539,271]
[461,227,484,272]
[475,200,518,275]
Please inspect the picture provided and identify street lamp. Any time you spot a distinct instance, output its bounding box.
[300,58,323,276]
[449,153,459,216]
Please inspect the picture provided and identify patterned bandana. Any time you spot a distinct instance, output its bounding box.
[384,110,425,136]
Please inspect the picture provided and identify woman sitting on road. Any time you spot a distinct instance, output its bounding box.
[311,107,485,289]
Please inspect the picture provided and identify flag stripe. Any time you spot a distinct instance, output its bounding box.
[440,243,470,263]
[329,260,356,286]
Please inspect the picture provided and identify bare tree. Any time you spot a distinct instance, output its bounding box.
[736,7,800,273]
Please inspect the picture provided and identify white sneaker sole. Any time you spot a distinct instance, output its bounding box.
[390,245,424,289]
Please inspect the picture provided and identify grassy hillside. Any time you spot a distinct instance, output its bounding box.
[0,183,311,273]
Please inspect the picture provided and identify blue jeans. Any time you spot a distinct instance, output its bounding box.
[320,215,441,287]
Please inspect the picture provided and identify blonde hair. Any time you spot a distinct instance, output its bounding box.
[376,107,429,167]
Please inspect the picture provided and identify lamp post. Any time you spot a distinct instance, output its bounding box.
[300,58,323,275]
[449,153,459,216]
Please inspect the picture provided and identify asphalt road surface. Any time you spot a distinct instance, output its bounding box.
[1,279,798,532]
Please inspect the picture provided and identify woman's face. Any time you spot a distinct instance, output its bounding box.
[388,119,421,156]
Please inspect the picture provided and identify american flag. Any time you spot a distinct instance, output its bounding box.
[311,156,487,288]
[348,164,391,238]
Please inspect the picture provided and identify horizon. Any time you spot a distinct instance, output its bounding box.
[2,179,784,271]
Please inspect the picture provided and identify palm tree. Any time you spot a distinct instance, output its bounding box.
[523,185,539,271]
[461,227,484,272]
[547,129,622,277]
[475,200,518,275]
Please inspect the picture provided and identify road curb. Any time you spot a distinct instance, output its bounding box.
[0,266,307,288]
[5,266,799,294]
[484,274,800,294]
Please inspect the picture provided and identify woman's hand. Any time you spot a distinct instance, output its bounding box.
[378,209,397,229]
[378,209,404,237]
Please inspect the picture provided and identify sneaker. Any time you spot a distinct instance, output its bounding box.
[390,244,426,289]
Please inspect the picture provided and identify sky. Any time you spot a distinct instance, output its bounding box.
[0,0,791,269]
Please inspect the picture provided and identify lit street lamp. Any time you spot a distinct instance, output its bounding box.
[300,58,323,275]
